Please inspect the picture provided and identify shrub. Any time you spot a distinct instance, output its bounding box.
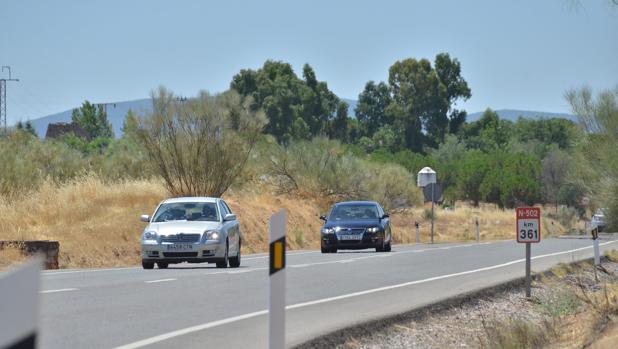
[0,131,87,198]
[269,137,421,210]
[137,87,267,197]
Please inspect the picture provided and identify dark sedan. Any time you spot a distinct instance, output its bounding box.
[319,201,392,253]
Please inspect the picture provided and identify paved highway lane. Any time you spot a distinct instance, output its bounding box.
[34,239,618,349]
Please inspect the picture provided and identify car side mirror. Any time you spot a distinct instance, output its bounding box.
[319,215,327,221]
[223,213,237,222]
[381,214,389,220]
[140,214,150,222]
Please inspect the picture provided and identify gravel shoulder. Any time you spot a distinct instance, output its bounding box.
[297,252,618,349]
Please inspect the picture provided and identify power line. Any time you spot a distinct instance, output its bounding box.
[1,66,20,134]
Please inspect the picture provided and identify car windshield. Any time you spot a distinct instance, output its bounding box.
[329,204,379,220]
[152,202,219,222]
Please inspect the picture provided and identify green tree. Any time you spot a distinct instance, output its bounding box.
[71,101,114,139]
[359,53,471,152]
[462,108,512,151]
[328,101,350,141]
[121,109,139,139]
[541,149,571,210]
[15,120,37,137]
[457,150,490,206]
[566,85,618,230]
[230,60,339,142]
[387,58,438,152]
[433,53,471,137]
[355,81,392,137]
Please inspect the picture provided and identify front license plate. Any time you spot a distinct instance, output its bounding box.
[338,234,362,241]
[166,244,193,250]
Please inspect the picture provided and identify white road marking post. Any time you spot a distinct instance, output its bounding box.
[516,207,541,298]
[591,227,600,266]
[415,221,420,243]
[269,209,287,349]
[0,257,42,349]
[475,217,480,243]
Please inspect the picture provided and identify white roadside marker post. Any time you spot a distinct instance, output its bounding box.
[0,257,42,349]
[269,210,287,349]
[415,221,420,243]
[516,207,541,299]
[592,226,600,266]
[475,218,480,243]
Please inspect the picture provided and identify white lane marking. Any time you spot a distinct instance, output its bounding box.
[145,278,176,284]
[40,288,79,294]
[243,250,319,261]
[206,267,268,275]
[289,264,310,268]
[112,240,618,349]
[226,270,254,274]
[113,309,270,349]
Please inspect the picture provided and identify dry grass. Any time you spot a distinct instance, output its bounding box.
[0,175,567,269]
[390,202,567,244]
[0,175,166,268]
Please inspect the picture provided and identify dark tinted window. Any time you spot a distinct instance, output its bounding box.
[328,204,379,220]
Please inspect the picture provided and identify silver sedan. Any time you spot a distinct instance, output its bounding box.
[139,197,241,269]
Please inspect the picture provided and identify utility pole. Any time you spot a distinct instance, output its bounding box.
[1,66,20,135]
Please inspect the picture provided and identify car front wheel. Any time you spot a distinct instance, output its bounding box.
[216,241,229,268]
[142,261,154,269]
[229,240,241,268]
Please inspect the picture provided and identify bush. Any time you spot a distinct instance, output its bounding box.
[137,87,267,197]
[269,137,421,210]
[0,131,87,198]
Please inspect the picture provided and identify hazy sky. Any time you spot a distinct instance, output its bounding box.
[1,0,616,123]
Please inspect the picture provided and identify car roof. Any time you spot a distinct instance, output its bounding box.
[334,201,379,206]
[162,197,220,204]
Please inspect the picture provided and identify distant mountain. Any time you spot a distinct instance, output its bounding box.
[29,98,152,138]
[466,109,578,123]
[28,97,577,138]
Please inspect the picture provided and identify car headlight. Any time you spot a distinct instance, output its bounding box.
[366,227,380,233]
[204,230,220,241]
[143,231,157,240]
[321,227,335,234]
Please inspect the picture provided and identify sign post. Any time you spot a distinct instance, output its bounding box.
[516,207,541,298]
[417,167,437,244]
[269,210,287,349]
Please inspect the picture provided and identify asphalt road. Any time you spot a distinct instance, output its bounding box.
[34,238,618,349]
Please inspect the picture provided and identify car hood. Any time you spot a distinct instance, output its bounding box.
[146,221,221,235]
[323,219,381,229]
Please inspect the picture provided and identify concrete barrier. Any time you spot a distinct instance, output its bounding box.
[0,241,59,269]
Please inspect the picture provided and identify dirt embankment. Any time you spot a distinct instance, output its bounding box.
[0,176,568,269]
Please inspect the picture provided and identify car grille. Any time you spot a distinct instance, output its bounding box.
[160,234,201,243]
[339,228,365,234]
[163,252,199,258]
